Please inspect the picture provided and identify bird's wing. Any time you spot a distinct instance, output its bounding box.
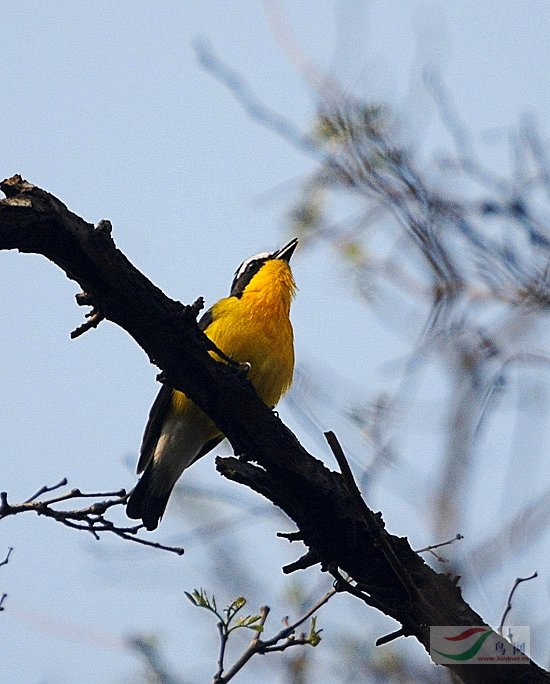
[136,304,217,474]
[197,306,214,331]
[189,434,225,466]
[190,306,226,463]
[136,383,173,473]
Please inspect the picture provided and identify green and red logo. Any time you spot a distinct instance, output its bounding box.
[430,626,529,665]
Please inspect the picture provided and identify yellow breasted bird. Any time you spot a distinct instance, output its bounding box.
[127,238,298,530]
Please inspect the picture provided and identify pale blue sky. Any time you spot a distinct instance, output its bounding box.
[1,2,550,682]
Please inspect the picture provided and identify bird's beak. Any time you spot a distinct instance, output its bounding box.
[273,237,298,262]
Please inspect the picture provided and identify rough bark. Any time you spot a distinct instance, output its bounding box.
[0,175,547,683]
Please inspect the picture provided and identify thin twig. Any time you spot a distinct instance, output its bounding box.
[376,628,406,647]
[414,533,464,563]
[498,572,538,633]
[266,588,334,641]
[214,620,227,682]
[0,547,13,568]
[324,431,362,500]
[282,549,320,574]
[1,482,184,556]
[252,605,270,646]
[25,478,68,503]
[70,308,106,339]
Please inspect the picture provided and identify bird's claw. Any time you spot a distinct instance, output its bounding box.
[235,361,251,378]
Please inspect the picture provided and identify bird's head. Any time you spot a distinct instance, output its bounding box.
[230,238,298,307]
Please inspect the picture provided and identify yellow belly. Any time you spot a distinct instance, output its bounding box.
[171,294,294,418]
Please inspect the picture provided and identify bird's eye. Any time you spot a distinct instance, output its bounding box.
[230,256,269,298]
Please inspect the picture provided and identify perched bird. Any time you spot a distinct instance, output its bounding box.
[127,238,298,530]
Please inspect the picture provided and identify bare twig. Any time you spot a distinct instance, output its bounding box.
[282,549,320,574]
[70,307,106,339]
[262,589,334,646]
[1,481,184,556]
[414,533,464,563]
[498,572,538,633]
[25,478,68,503]
[0,547,13,568]
[71,286,107,338]
[214,619,229,683]
[324,430,363,501]
[376,628,407,647]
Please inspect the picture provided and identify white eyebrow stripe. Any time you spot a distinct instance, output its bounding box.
[234,252,271,280]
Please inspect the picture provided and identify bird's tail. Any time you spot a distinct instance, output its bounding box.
[126,462,172,531]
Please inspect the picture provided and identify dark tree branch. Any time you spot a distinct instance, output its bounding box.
[1,176,548,683]
[376,627,407,647]
[324,430,363,501]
